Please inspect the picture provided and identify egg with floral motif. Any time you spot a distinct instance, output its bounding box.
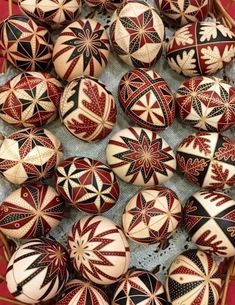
[176,132,235,190]
[167,21,235,77]
[184,190,235,257]
[84,0,123,11]
[176,76,235,132]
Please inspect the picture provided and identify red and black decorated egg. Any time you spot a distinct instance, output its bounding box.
[112,269,167,305]
[110,1,164,68]
[19,0,82,26]
[0,72,63,128]
[68,215,130,285]
[60,76,117,142]
[55,157,120,214]
[167,21,235,77]
[176,76,235,132]
[106,127,176,186]
[118,69,175,131]
[155,0,209,27]
[56,279,109,305]
[166,249,222,305]
[0,127,63,185]
[176,132,235,190]
[0,15,52,71]
[122,186,182,244]
[53,19,110,81]
[0,184,64,239]
[6,238,69,304]
[184,190,235,257]
[84,0,124,11]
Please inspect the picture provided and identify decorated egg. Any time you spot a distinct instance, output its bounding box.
[112,269,167,305]
[176,131,235,189]
[166,249,222,305]
[106,127,176,186]
[84,0,123,11]
[53,19,110,81]
[68,215,130,285]
[0,184,64,239]
[176,76,235,132]
[6,238,69,304]
[0,72,63,128]
[55,157,120,213]
[122,186,182,244]
[110,1,164,68]
[19,0,82,26]
[167,21,235,77]
[155,0,209,27]
[184,190,235,257]
[0,127,63,185]
[0,15,52,71]
[56,279,109,305]
[118,68,175,131]
[60,76,117,142]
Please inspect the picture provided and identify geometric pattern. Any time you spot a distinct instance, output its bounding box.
[106,127,176,186]
[110,1,164,68]
[0,127,63,185]
[176,76,235,132]
[184,190,235,257]
[84,0,123,11]
[0,184,64,239]
[6,238,69,304]
[156,0,209,27]
[53,19,110,81]
[122,186,182,244]
[56,279,109,305]
[19,0,82,26]
[176,131,235,190]
[68,215,130,285]
[112,269,167,305]
[55,157,120,214]
[0,15,52,71]
[60,76,117,142]
[0,72,63,128]
[166,249,222,305]
[118,68,175,131]
[167,21,235,77]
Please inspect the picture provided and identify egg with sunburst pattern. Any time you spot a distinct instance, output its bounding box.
[6,238,70,304]
[84,0,123,11]
[68,215,130,285]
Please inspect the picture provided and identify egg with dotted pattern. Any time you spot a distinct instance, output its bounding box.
[166,249,222,305]
[60,76,117,142]
[0,184,64,239]
[112,269,167,305]
[6,238,70,304]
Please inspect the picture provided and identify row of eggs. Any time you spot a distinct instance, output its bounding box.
[4,223,224,305]
[1,70,235,141]
[0,1,234,79]
[1,180,235,258]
